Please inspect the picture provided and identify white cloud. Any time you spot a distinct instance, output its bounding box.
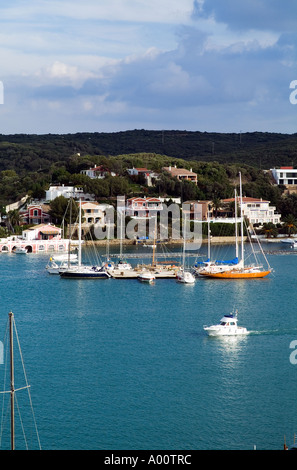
[0,0,194,24]
[0,0,296,134]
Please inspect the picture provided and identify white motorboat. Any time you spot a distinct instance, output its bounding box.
[204,311,248,336]
[13,246,27,254]
[46,254,78,274]
[176,269,195,284]
[137,271,155,283]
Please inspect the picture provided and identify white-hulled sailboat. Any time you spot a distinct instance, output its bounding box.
[199,172,272,279]
[60,199,110,279]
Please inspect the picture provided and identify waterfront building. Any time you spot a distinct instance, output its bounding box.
[221,196,281,225]
[183,200,213,221]
[81,201,113,226]
[0,223,73,253]
[126,197,163,218]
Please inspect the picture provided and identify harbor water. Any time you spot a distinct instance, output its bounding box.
[0,241,296,450]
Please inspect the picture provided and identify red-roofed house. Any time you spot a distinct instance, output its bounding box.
[20,204,51,225]
[127,168,159,187]
[126,197,163,218]
[221,196,281,225]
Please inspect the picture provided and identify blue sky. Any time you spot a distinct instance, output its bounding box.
[0,0,296,134]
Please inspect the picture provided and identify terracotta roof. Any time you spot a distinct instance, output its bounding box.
[222,197,269,203]
[163,167,197,176]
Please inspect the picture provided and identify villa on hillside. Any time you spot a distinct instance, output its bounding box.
[20,203,51,225]
[80,165,117,179]
[270,166,297,194]
[127,167,160,187]
[163,165,198,184]
[45,185,94,201]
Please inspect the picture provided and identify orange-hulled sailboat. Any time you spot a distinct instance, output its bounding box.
[199,172,272,279]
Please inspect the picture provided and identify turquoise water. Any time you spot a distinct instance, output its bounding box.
[0,243,296,450]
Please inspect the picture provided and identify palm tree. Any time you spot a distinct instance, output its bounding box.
[7,209,21,233]
[211,197,221,218]
[283,214,297,237]
[260,222,278,239]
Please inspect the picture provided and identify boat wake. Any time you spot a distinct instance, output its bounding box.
[248,328,297,337]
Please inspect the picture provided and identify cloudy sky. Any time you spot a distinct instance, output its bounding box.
[0,0,296,134]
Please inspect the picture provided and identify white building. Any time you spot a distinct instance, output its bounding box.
[45,185,94,201]
[126,197,163,218]
[127,167,159,187]
[271,167,297,186]
[80,165,116,179]
[222,196,281,225]
[81,201,113,226]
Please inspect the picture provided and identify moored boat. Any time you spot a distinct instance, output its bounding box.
[199,173,272,279]
[176,268,195,284]
[137,271,155,283]
[60,199,110,279]
[13,246,27,254]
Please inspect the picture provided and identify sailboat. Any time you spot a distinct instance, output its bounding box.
[176,212,195,284]
[60,199,110,279]
[0,311,41,450]
[199,173,272,279]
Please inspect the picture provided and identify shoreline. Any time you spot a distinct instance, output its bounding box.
[85,236,247,246]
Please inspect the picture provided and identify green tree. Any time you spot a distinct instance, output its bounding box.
[260,222,279,238]
[48,196,79,226]
[7,209,21,233]
[283,214,297,237]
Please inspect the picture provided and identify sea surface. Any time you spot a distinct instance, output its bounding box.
[0,241,296,450]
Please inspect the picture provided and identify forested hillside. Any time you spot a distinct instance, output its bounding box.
[0,130,295,217]
[0,130,297,174]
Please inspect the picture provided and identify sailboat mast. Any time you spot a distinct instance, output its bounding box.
[68,198,72,268]
[9,311,15,451]
[235,188,238,259]
[152,216,157,267]
[78,198,82,267]
[207,218,210,260]
[239,172,244,266]
[182,212,186,269]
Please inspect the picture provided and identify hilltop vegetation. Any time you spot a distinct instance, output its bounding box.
[0,130,296,220]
